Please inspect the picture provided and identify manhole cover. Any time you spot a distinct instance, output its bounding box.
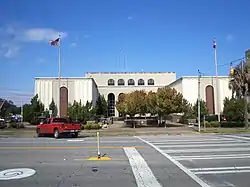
[0,168,36,180]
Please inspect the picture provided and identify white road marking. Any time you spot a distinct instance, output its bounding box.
[135,136,211,187]
[0,168,36,180]
[153,140,244,145]
[158,142,250,148]
[147,138,233,143]
[191,166,250,175]
[190,166,250,171]
[223,135,250,141]
[194,170,250,175]
[164,147,250,153]
[123,147,162,187]
[67,139,84,142]
[174,153,250,160]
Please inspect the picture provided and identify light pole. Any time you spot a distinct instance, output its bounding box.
[198,69,201,132]
[213,38,220,122]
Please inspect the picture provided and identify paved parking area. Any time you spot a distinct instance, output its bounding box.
[0,134,250,187]
[137,134,250,187]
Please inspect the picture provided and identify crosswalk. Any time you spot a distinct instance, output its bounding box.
[136,134,250,187]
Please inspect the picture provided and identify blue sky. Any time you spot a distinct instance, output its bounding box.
[1,0,250,105]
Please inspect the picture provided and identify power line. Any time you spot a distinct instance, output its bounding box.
[200,57,245,76]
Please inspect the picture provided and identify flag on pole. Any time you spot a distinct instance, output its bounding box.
[49,38,60,46]
[213,39,216,49]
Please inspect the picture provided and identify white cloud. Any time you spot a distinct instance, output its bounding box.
[70,42,77,47]
[1,43,20,58]
[127,16,133,20]
[0,24,68,58]
[23,28,67,42]
[226,34,233,42]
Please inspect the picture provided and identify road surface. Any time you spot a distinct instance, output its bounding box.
[0,134,250,187]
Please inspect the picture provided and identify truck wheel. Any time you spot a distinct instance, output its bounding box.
[72,133,78,138]
[54,129,60,139]
[36,129,42,137]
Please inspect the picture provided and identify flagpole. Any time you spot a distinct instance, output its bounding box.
[214,38,220,122]
[58,34,61,117]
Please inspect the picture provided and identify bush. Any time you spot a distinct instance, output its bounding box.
[210,121,221,128]
[83,123,101,130]
[203,121,245,128]
[8,122,25,129]
[220,121,245,128]
[203,121,220,128]
[205,115,218,122]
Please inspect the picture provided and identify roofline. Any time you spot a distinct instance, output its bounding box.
[181,76,229,78]
[168,76,230,86]
[34,77,91,80]
[85,72,176,74]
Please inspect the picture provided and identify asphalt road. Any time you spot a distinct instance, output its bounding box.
[0,134,250,187]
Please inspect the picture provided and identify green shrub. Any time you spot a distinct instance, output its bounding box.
[220,121,245,128]
[209,121,220,128]
[205,115,218,122]
[8,122,25,129]
[83,123,101,130]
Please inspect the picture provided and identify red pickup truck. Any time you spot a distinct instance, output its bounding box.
[36,117,81,138]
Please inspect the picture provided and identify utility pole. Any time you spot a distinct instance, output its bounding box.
[198,69,201,132]
[213,39,221,122]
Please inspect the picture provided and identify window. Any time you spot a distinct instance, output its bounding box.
[108,79,115,86]
[138,79,145,85]
[148,79,154,85]
[128,79,135,85]
[118,79,125,86]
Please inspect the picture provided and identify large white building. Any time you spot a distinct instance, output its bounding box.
[34,72,232,117]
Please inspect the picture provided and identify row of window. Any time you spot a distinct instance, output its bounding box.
[107,78,155,86]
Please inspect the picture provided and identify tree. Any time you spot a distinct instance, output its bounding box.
[181,99,195,118]
[116,93,127,117]
[155,87,184,121]
[229,60,250,128]
[49,99,57,117]
[0,98,21,118]
[125,92,138,117]
[68,100,96,123]
[193,99,209,119]
[95,95,108,117]
[223,97,250,122]
[124,90,147,117]
[229,62,247,98]
[146,91,157,116]
[23,94,45,124]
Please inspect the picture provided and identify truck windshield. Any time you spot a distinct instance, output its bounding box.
[53,118,68,123]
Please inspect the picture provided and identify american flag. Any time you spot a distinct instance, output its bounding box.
[49,38,60,46]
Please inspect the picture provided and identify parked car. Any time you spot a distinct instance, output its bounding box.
[36,117,81,138]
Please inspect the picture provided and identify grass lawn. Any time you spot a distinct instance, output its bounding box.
[200,128,250,134]
[0,126,196,137]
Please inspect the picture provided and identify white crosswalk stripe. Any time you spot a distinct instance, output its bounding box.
[136,134,250,187]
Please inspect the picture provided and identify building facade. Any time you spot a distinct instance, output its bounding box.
[34,72,232,117]
[168,76,232,114]
[85,72,176,116]
[34,77,98,117]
